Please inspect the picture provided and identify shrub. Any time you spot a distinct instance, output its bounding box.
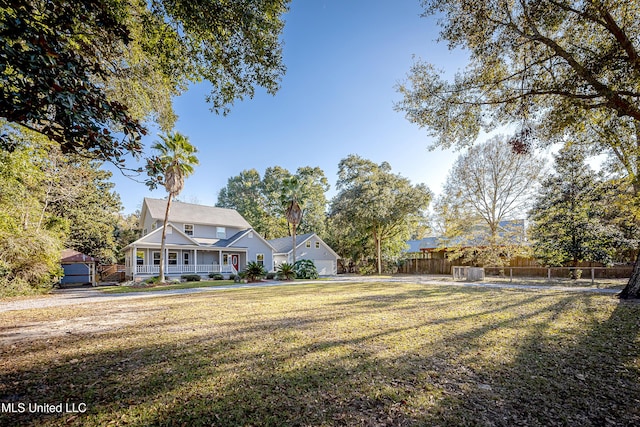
[229,274,236,281]
[181,274,201,282]
[277,262,296,280]
[244,261,266,282]
[145,276,161,284]
[208,273,224,280]
[293,259,319,279]
[265,272,276,280]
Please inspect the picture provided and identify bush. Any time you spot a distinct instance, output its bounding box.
[229,274,236,281]
[244,261,266,282]
[277,262,296,280]
[293,259,319,279]
[181,274,201,282]
[265,272,276,280]
[208,273,224,280]
[145,276,161,284]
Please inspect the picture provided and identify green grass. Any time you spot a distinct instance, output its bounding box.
[97,280,238,293]
[1,281,639,426]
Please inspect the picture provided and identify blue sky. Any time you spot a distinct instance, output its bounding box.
[109,0,470,214]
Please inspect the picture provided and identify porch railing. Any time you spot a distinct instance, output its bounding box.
[134,264,238,276]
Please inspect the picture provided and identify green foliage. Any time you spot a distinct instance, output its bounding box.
[208,273,224,280]
[293,259,319,280]
[0,0,145,162]
[1,0,290,164]
[146,132,199,193]
[529,145,625,267]
[216,166,330,240]
[396,1,640,151]
[244,261,267,282]
[217,169,269,234]
[276,262,296,280]
[0,135,66,295]
[181,274,201,282]
[114,211,141,264]
[329,155,432,274]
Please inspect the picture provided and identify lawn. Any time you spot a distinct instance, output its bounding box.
[97,280,238,294]
[1,281,639,426]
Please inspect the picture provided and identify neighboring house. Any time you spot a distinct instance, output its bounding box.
[61,249,98,287]
[124,198,276,280]
[405,220,528,260]
[269,233,340,276]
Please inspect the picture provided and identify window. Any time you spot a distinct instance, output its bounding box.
[153,252,160,265]
[216,227,226,239]
[223,254,229,265]
[256,253,264,267]
[315,241,320,249]
[184,224,194,236]
[168,252,178,265]
[183,252,190,265]
[136,251,144,266]
[306,241,311,248]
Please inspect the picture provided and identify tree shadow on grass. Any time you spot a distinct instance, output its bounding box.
[1,285,639,426]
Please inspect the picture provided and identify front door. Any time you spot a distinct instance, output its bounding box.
[231,254,239,272]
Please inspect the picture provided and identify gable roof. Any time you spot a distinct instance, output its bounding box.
[125,222,202,249]
[268,233,315,253]
[143,198,252,229]
[61,249,98,263]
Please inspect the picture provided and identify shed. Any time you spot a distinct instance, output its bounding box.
[60,249,98,287]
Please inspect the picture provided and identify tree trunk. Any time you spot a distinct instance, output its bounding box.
[374,230,382,275]
[620,251,640,299]
[291,224,297,265]
[159,197,172,283]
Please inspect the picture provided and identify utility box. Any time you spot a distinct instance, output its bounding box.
[452,266,485,282]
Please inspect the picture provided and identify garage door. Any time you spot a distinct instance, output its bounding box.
[314,260,336,276]
[61,263,91,285]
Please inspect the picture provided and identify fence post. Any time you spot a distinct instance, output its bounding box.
[548,268,551,281]
[510,268,513,282]
[591,268,596,288]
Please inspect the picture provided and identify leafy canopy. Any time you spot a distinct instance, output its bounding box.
[1,0,290,165]
[396,0,640,150]
[329,155,432,274]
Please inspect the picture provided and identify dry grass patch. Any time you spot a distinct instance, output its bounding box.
[1,282,639,426]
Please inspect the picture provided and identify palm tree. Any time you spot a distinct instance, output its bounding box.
[281,177,304,264]
[150,132,199,283]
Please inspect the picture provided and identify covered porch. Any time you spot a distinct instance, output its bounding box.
[124,245,247,280]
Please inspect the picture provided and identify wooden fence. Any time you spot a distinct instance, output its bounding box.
[399,257,633,279]
[98,264,126,282]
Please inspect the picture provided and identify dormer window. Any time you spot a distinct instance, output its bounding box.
[184,224,194,236]
[216,227,226,239]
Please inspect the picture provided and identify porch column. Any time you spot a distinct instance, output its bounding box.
[132,245,137,281]
[219,249,222,273]
[194,249,198,273]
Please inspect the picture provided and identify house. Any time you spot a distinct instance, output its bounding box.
[124,198,276,280]
[124,198,340,280]
[60,249,98,287]
[405,220,528,260]
[269,233,340,275]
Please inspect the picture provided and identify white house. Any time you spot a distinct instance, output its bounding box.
[124,198,340,280]
[269,233,340,276]
[124,198,276,280]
